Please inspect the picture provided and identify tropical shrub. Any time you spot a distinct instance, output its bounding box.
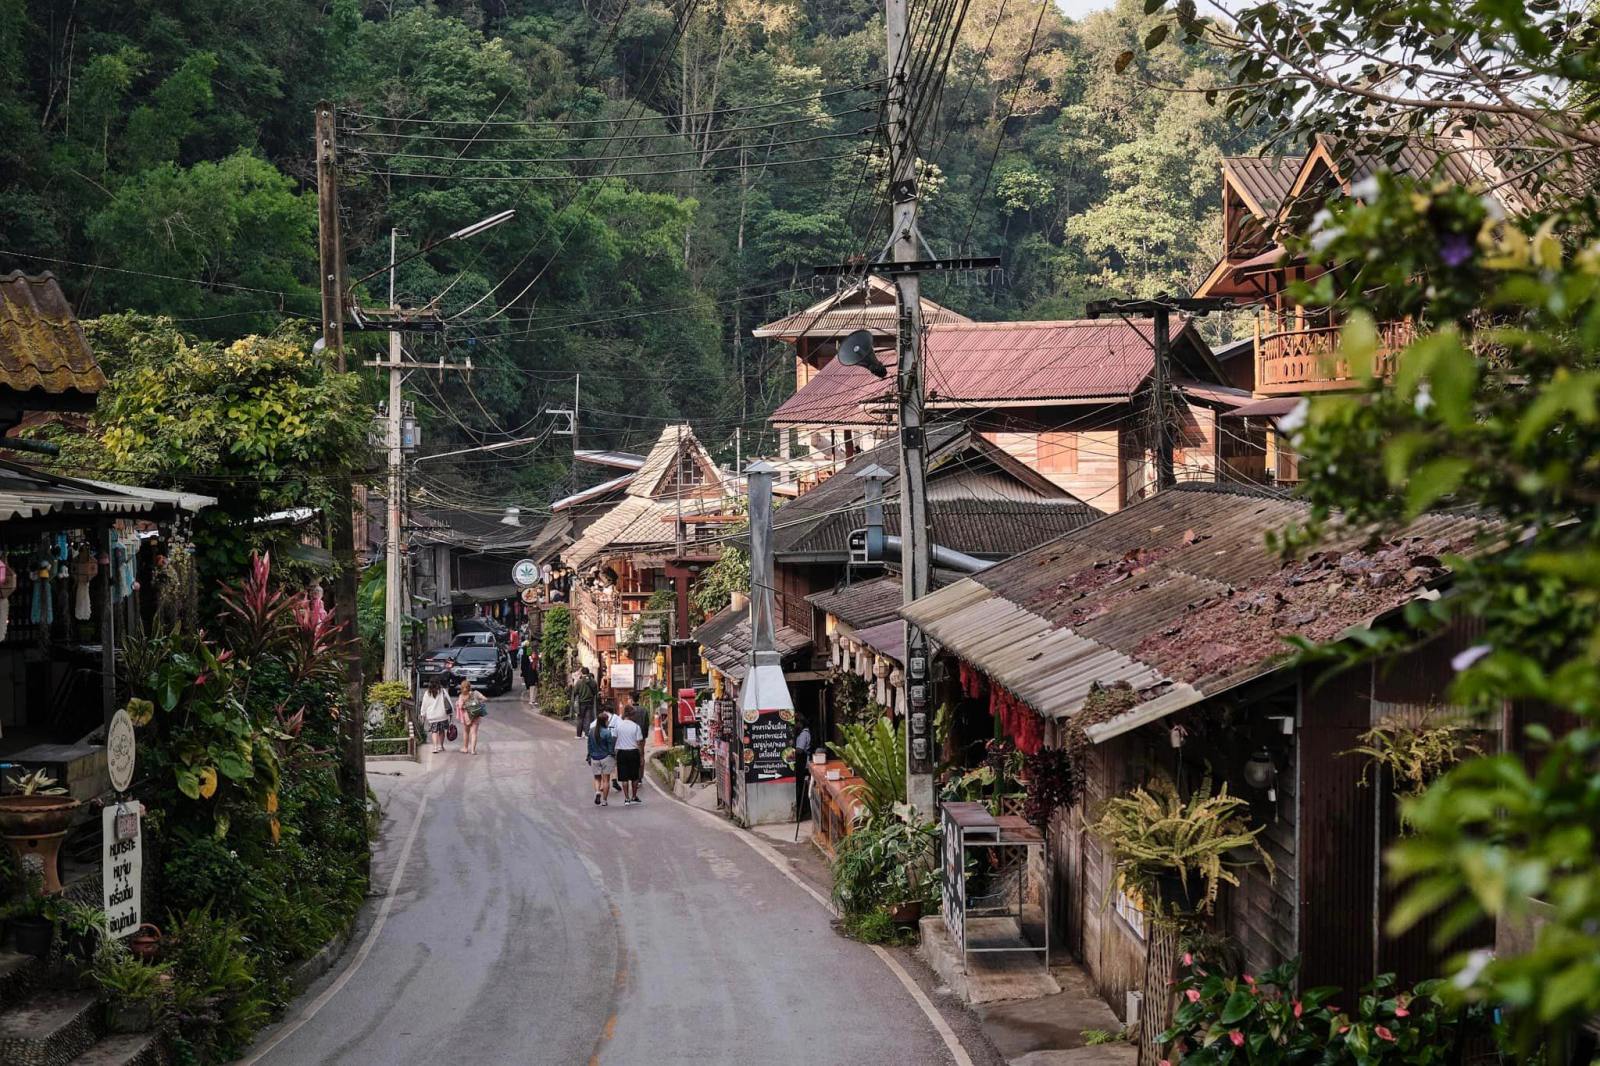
[838,716,907,819]
[830,804,940,918]
[538,606,573,714]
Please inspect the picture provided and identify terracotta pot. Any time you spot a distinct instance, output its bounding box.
[887,900,923,925]
[127,924,162,961]
[0,794,80,837]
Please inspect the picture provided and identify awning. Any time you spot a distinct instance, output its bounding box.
[0,460,215,522]
[851,619,905,662]
[694,604,811,684]
[1224,396,1305,419]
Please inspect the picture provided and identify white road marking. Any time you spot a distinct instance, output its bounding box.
[239,791,431,1065]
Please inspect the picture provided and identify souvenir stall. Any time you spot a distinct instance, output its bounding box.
[0,460,212,764]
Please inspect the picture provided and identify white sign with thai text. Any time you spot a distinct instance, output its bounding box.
[102,802,143,939]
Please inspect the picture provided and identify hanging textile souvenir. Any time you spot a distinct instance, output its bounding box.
[31,555,53,625]
[0,556,13,641]
[72,546,98,621]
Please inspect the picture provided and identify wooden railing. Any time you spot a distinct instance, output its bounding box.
[1255,317,1415,394]
[573,585,617,631]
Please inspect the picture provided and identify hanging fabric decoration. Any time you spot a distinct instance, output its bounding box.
[120,529,140,601]
[959,660,989,701]
[990,683,1044,755]
[31,555,53,625]
[0,556,14,642]
[72,546,98,621]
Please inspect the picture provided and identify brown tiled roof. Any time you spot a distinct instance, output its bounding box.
[903,483,1493,737]
[806,577,904,629]
[1223,156,1304,219]
[693,604,811,682]
[0,273,105,396]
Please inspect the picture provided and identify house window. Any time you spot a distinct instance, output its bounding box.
[1036,431,1078,474]
[1114,885,1148,941]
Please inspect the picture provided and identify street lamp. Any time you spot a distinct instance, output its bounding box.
[346,208,516,295]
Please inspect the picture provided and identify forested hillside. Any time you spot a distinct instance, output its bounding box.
[0,0,1262,501]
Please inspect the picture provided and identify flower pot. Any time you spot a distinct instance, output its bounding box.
[1154,871,1204,915]
[887,900,923,925]
[127,924,162,961]
[106,1001,155,1034]
[12,915,54,958]
[0,794,81,894]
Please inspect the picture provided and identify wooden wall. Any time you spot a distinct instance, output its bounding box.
[976,406,1131,510]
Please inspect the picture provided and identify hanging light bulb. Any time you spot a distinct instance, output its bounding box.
[1243,748,1278,802]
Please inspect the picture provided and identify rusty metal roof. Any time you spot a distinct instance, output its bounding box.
[902,483,1493,738]
[0,273,105,397]
[753,276,970,340]
[693,604,811,683]
[769,317,1204,425]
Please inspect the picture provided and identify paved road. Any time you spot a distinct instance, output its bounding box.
[249,694,984,1066]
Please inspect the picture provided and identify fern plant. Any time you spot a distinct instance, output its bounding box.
[1344,709,1481,807]
[1089,775,1271,918]
[839,716,906,819]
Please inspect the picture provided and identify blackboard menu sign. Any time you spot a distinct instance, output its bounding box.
[715,698,736,740]
[741,711,794,783]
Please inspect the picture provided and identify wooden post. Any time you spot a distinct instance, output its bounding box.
[315,101,367,799]
[101,523,116,733]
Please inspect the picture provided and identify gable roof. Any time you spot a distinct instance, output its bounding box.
[1222,155,1305,221]
[770,318,1212,426]
[0,273,106,399]
[693,603,811,682]
[753,276,971,341]
[769,426,1100,561]
[628,424,724,500]
[902,483,1492,742]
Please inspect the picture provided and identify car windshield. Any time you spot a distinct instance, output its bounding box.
[426,648,460,662]
[455,647,498,663]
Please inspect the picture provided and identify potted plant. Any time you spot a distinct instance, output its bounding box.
[831,803,939,924]
[92,942,171,1033]
[0,770,82,894]
[56,899,108,963]
[1088,776,1272,919]
[8,867,57,958]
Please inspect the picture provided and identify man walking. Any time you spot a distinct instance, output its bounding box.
[612,705,646,806]
[572,666,598,738]
[793,716,814,820]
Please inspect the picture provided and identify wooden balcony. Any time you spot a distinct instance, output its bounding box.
[573,585,618,632]
[1255,317,1415,395]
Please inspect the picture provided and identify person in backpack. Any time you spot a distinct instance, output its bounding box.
[572,667,599,738]
[586,709,616,806]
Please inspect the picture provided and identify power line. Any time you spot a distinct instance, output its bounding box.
[348,148,876,183]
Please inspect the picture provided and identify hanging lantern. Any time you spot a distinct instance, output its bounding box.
[873,656,891,679]
[888,668,904,689]
[1243,748,1278,802]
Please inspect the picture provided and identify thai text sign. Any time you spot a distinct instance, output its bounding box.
[103,802,143,939]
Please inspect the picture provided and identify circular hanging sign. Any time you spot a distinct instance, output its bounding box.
[107,708,136,794]
[520,586,540,605]
[512,558,540,587]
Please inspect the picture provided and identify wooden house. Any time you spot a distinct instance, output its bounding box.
[901,484,1500,1036]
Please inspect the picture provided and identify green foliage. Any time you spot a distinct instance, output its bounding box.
[366,681,411,711]
[91,941,172,1006]
[1342,711,1481,809]
[538,606,574,714]
[1089,776,1271,918]
[691,546,749,618]
[165,909,272,1059]
[839,909,918,946]
[838,715,907,819]
[830,804,940,918]
[827,669,877,730]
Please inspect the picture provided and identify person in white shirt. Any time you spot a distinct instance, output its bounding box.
[419,680,452,753]
[611,707,646,805]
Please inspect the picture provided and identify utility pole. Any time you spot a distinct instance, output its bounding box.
[315,101,366,799]
[384,229,404,682]
[885,0,935,814]
[1151,305,1174,492]
[572,373,580,490]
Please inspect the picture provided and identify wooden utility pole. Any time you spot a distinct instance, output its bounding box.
[885,0,935,814]
[1151,304,1174,491]
[315,101,367,798]
[384,229,404,682]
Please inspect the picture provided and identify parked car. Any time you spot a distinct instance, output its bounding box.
[450,631,496,648]
[447,645,514,696]
[454,616,508,643]
[416,646,465,692]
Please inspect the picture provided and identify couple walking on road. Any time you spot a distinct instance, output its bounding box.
[418,677,487,755]
[586,706,645,806]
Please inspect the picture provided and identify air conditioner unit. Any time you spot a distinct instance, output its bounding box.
[1126,990,1143,1027]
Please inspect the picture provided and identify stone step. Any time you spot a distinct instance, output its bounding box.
[0,990,101,1065]
[0,948,43,1004]
[70,1031,168,1066]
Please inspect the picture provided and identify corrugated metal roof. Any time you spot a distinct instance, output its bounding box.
[902,484,1494,733]
[693,604,811,682]
[753,276,970,340]
[0,273,106,396]
[806,577,904,629]
[0,460,213,521]
[852,619,905,661]
[1223,156,1304,218]
[551,472,635,512]
[769,317,1196,425]
[574,449,645,471]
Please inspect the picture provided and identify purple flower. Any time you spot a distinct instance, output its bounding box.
[1451,644,1492,672]
[1439,234,1474,267]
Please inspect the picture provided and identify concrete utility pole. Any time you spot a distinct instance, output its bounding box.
[315,101,367,798]
[884,0,935,814]
[1151,305,1174,491]
[739,460,795,826]
[384,229,405,682]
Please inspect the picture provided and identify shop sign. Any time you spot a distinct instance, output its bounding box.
[103,803,143,939]
[740,709,795,783]
[519,587,540,605]
[512,558,540,587]
[106,708,136,794]
[609,662,634,689]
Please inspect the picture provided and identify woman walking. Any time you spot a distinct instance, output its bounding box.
[520,644,538,705]
[456,678,487,755]
[420,679,452,753]
[586,709,616,806]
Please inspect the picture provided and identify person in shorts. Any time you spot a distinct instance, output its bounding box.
[586,709,616,806]
[612,706,645,805]
[420,679,451,753]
